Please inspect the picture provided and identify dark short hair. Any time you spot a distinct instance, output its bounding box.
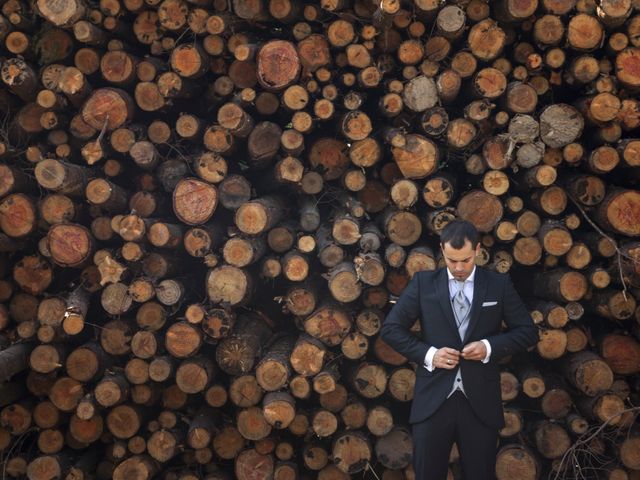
[440,220,479,249]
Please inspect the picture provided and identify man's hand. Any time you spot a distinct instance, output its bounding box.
[461,341,487,361]
[433,347,460,369]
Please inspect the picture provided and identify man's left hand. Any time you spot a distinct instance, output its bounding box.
[461,341,487,361]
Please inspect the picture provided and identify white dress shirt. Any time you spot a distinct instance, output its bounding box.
[423,266,492,371]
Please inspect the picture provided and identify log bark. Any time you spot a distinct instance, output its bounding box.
[0,343,34,382]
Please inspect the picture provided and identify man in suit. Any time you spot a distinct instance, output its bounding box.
[380,220,538,480]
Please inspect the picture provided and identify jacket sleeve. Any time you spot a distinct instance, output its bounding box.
[380,272,431,365]
[486,273,539,361]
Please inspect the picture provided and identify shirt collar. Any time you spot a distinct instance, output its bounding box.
[447,265,476,284]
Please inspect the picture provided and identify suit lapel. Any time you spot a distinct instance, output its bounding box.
[435,268,460,338]
[464,267,488,344]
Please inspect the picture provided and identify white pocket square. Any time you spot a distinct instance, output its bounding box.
[482,301,498,307]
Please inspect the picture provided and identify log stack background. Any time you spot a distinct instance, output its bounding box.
[1,0,640,478]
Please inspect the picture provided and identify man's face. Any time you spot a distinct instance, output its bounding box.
[441,239,479,282]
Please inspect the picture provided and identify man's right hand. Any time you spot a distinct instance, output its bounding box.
[433,347,461,369]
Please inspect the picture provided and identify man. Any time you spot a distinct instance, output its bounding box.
[380,220,538,480]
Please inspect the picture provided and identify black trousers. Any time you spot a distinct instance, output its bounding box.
[411,390,498,480]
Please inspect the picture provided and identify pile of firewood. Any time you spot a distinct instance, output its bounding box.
[1,0,640,478]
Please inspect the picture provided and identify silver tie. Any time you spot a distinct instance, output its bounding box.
[453,280,470,330]
[449,280,470,397]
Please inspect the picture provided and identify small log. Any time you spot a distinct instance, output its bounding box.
[468,18,506,61]
[496,445,540,480]
[599,334,640,375]
[534,268,588,302]
[577,392,625,425]
[36,0,86,27]
[176,356,216,394]
[0,193,37,239]
[216,313,273,376]
[563,351,614,396]
[13,255,54,295]
[35,159,90,197]
[587,289,636,321]
[309,137,349,181]
[533,420,572,460]
[596,188,640,236]
[567,13,604,51]
[47,223,93,268]
[536,328,567,360]
[206,265,252,306]
[235,448,274,480]
[332,431,372,474]
[112,455,159,480]
[222,235,265,268]
[263,392,296,429]
[379,207,422,247]
[183,223,225,259]
[165,321,203,359]
[327,262,362,303]
[235,195,286,236]
[539,104,584,148]
[390,133,439,180]
[27,454,71,480]
[457,190,504,233]
[256,335,296,392]
[1,58,38,102]
[290,334,326,377]
[374,427,412,469]
[81,88,134,131]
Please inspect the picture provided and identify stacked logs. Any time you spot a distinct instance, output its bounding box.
[1,0,640,478]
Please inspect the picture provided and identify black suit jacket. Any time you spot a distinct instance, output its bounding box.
[380,267,538,429]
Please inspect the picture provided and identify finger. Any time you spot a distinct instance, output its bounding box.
[464,342,480,353]
[443,357,458,367]
[462,342,478,353]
